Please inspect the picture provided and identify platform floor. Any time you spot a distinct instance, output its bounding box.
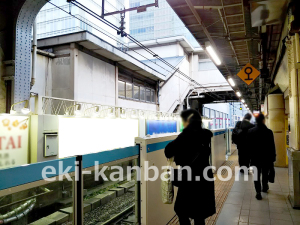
[215,165,300,225]
[169,150,300,225]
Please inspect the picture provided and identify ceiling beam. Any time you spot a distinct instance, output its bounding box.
[228,22,244,27]
[225,13,243,18]
[184,0,233,78]
[229,30,246,34]
[172,4,187,9]
[194,3,242,9]
[181,15,195,19]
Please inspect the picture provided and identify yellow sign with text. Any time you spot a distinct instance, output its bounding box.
[237,63,260,85]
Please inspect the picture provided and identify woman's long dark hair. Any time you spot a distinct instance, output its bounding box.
[180,109,202,125]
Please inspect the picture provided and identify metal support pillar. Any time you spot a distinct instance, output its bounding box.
[73,155,83,225]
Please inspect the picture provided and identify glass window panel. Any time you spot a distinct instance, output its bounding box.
[151,90,155,103]
[140,87,145,101]
[204,108,210,117]
[118,81,125,97]
[126,83,133,98]
[133,85,140,100]
[146,88,151,102]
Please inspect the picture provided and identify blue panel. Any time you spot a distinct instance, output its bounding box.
[146,120,177,135]
[147,140,173,153]
[82,146,139,169]
[213,130,226,136]
[0,157,76,191]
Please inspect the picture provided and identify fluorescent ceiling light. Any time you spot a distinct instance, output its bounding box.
[245,104,248,107]
[236,91,242,97]
[206,45,221,65]
[228,78,235,87]
[241,99,245,103]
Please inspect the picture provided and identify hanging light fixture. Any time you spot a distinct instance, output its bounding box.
[205,43,221,65]
[65,103,81,116]
[10,100,30,115]
[228,77,235,87]
[120,108,126,119]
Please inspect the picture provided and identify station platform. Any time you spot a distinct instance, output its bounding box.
[169,151,298,225]
[215,166,297,225]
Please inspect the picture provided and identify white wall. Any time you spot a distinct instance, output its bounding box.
[194,69,229,87]
[75,51,116,105]
[118,98,156,111]
[31,54,53,97]
[159,57,190,112]
[0,47,6,113]
[128,42,185,61]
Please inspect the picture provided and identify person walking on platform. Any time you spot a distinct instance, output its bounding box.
[165,109,216,225]
[232,113,254,172]
[248,113,276,200]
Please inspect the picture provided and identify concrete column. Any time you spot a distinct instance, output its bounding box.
[69,43,77,100]
[288,36,300,151]
[115,65,118,106]
[268,94,287,167]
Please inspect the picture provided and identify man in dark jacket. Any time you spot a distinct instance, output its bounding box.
[248,113,276,200]
[234,113,254,171]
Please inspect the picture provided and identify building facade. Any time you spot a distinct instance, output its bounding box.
[129,0,199,47]
[36,0,129,46]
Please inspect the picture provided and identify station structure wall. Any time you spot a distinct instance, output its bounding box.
[159,57,190,112]
[129,42,185,60]
[75,50,116,105]
[0,47,5,113]
[30,44,159,112]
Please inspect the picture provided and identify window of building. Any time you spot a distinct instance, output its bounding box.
[133,85,140,100]
[126,83,133,98]
[151,90,155,102]
[118,81,125,97]
[140,87,145,101]
[118,79,155,103]
[146,88,151,102]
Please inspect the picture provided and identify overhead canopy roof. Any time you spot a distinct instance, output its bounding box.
[141,56,185,78]
[166,0,288,110]
[37,31,166,81]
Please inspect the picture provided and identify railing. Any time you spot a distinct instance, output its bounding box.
[0,146,140,224]
[41,96,180,119]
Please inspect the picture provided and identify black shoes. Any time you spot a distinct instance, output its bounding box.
[256,193,262,200]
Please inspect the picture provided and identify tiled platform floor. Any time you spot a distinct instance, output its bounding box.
[215,167,300,225]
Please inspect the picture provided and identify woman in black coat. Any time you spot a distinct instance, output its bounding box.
[165,109,216,225]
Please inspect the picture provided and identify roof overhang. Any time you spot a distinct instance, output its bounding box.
[37,31,166,81]
[128,36,203,53]
[166,0,287,110]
